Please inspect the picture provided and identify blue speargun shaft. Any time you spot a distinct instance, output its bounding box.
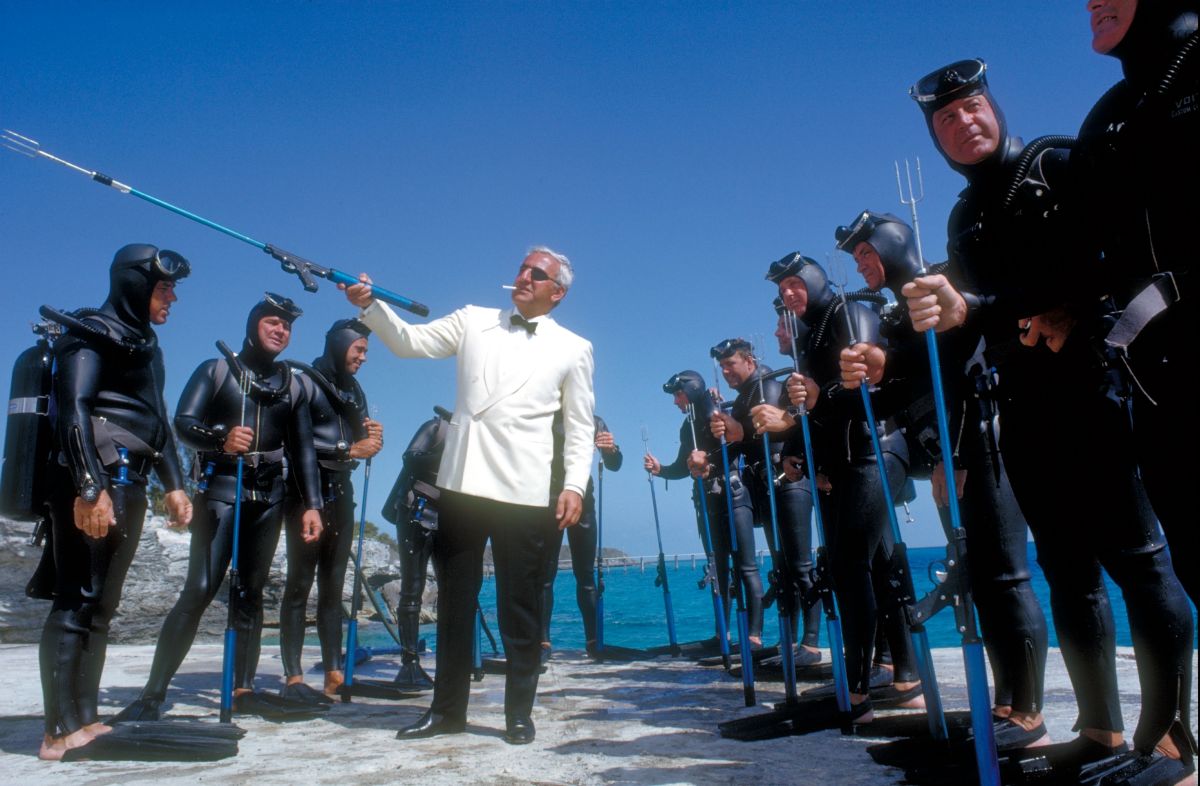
[896,158,1000,786]
[342,457,372,697]
[596,463,606,651]
[641,427,679,654]
[837,287,946,740]
[783,312,852,714]
[754,374,797,702]
[219,363,250,724]
[711,361,756,707]
[1,129,429,316]
[687,404,731,671]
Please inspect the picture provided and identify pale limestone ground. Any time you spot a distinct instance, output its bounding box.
[0,643,1190,785]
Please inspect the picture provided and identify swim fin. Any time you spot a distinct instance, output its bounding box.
[800,664,893,700]
[646,637,724,659]
[111,719,246,740]
[339,678,428,701]
[60,724,239,761]
[589,644,656,662]
[233,690,329,722]
[280,682,334,705]
[109,697,163,724]
[698,642,778,667]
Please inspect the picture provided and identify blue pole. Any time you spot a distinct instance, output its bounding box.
[219,453,244,724]
[709,391,756,707]
[797,408,852,715]
[596,463,605,652]
[640,429,679,654]
[898,159,1001,786]
[342,457,372,695]
[840,290,946,740]
[755,380,797,701]
[687,403,731,669]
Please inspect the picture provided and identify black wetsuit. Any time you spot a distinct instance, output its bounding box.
[1074,6,1199,612]
[841,212,1050,715]
[137,324,322,702]
[931,97,1192,746]
[539,415,622,649]
[38,248,186,737]
[279,322,370,678]
[658,398,765,641]
[793,280,919,696]
[728,364,821,650]
[382,408,449,669]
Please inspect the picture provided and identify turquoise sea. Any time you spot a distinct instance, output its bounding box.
[353,543,1195,654]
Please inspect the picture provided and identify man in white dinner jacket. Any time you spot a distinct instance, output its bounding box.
[342,246,595,744]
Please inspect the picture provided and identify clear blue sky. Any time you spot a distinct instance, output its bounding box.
[0,3,1122,556]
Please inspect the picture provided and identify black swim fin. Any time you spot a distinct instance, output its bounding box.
[647,637,724,659]
[111,719,246,741]
[280,682,334,705]
[589,644,656,662]
[800,664,893,700]
[339,678,428,701]
[233,691,329,722]
[698,642,779,667]
[60,724,239,761]
[391,661,435,691]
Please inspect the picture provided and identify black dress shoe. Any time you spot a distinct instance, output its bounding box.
[396,710,466,740]
[504,716,535,745]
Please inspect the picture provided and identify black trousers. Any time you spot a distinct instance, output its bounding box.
[279,473,356,676]
[429,490,547,722]
[40,475,146,735]
[141,490,284,699]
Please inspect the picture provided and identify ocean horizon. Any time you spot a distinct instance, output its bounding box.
[351,543,1196,655]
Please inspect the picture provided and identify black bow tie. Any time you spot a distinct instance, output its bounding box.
[510,314,538,334]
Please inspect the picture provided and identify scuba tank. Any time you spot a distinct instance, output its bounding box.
[0,324,58,518]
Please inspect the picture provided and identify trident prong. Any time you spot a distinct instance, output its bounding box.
[895,157,930,274]
[1,129,40,157]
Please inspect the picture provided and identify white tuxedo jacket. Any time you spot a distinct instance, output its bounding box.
[361,301,596,507]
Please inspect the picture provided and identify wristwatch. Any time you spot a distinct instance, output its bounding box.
[80,482,101,503]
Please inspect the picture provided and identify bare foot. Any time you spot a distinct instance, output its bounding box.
[82,722,112,738]
[324,670,344,698]
[37,728,94,761]
[893,681,926,709]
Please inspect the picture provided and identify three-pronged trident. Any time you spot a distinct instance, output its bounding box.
[896,156,1001,786]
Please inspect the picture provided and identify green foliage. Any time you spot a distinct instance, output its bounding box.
[363,519,396,549]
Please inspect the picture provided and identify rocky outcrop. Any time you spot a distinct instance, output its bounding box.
[0,513,431,644]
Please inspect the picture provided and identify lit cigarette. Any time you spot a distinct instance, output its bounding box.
[501,285,516,290]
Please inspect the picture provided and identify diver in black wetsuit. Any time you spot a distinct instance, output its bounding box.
[902,56,1194,775]
[539,414,622,658]
[35,244,192,760]
[381,407,451,690]
[834,210,1050,749]
[645,371,765,648]
[1072,3,1199,778]
[278,319,382,702]
[706,338,822,666]
[115,293,326,722]
[765,254,922,723]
